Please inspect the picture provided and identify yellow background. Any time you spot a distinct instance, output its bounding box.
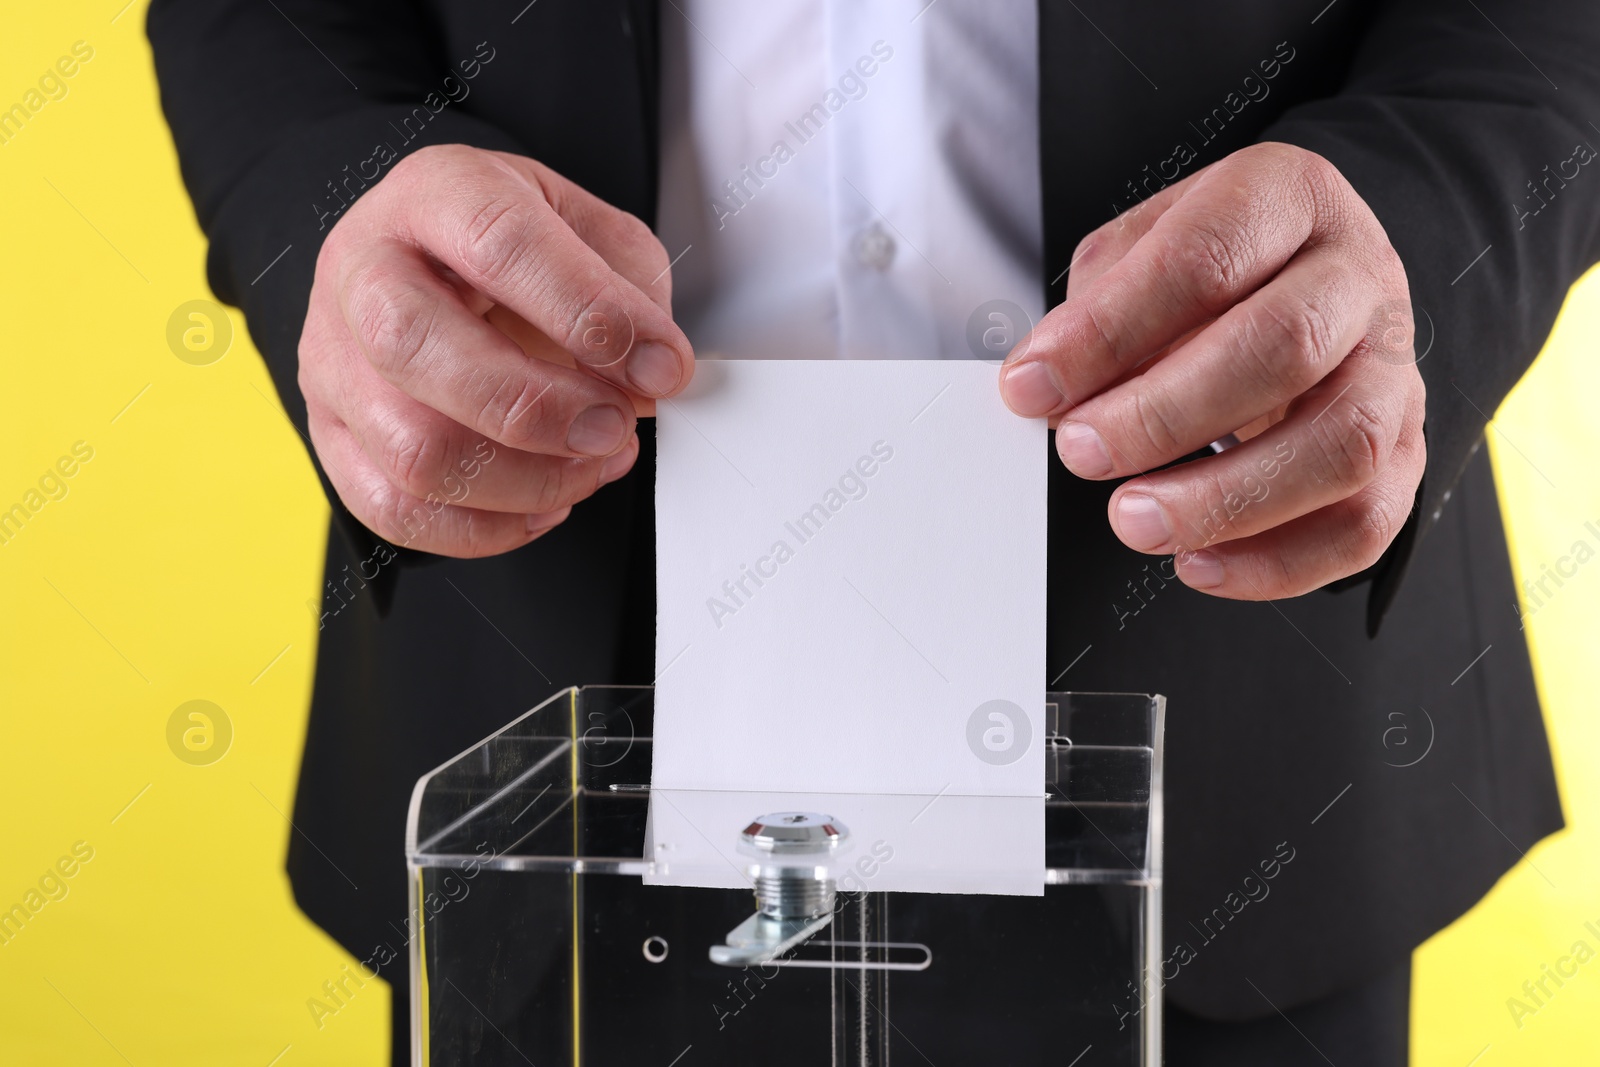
[0,3,1595,1063]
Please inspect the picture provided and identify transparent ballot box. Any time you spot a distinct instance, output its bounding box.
[406,686,1164,1065]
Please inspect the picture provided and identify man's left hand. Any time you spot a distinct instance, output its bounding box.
[1000,142,1426,599]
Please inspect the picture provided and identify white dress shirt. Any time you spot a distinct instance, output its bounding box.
[656,0,1043,362]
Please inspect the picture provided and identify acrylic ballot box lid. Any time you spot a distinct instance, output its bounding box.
[405,686,1162,886]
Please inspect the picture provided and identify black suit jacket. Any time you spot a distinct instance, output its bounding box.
[149,0,1592,1027]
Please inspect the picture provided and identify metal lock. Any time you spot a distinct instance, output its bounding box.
[709,812,848,967]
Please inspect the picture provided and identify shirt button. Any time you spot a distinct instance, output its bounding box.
[852,224,896,271]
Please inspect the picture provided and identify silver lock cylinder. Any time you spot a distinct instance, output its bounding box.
[710,812,848,967]
[742,812,848,920]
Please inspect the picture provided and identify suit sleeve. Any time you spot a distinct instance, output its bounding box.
[147,0,526,598]
[1257,0,1600,633]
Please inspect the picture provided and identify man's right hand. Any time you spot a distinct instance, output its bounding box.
[298,145,693,557]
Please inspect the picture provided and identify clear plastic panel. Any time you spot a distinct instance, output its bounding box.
[406,686,1163,1066]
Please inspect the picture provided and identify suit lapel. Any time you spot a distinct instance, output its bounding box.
[630,0,663,225]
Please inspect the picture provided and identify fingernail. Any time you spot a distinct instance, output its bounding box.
[1115,493,1171,551]
[567,405,630,457]
[627,341,683,397]
[599,433,638,484]
[528,506,572,537]
[1178,549,1224,588]
[1057,421,1112,477]
[1000,360,1064,417]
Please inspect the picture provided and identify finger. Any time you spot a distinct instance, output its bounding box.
[487,151,676,314]
[1169,422,1426,599]
[1064,166,1210,301]
[1102,358,1410,556]
[1001,144,1342,418]
[336,240,640,458]
[393,147,691,396]
[308,408,570,558]
[337,371,640,514]
[1056,247,1374,478]
[1049,171,1219,400]
[485,304,656,418]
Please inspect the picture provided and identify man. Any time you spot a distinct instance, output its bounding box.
[149,0,1596,1062]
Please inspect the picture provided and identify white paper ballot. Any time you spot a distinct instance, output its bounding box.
[654,360,1047,800]
[643,789,1045,897]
